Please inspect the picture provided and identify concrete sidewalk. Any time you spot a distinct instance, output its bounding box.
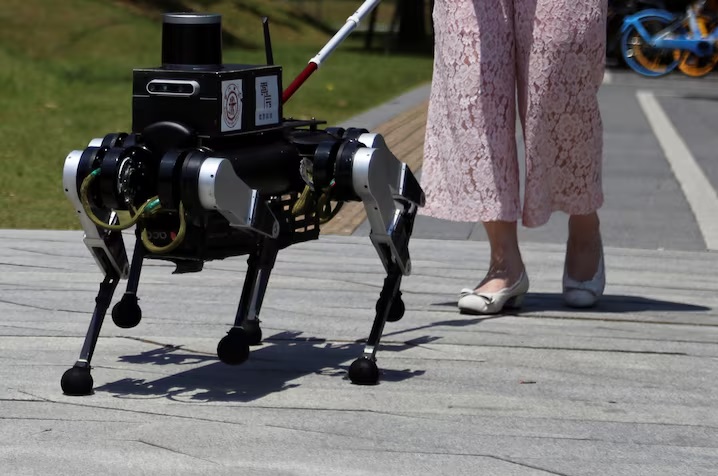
[2,72,718,475]
[1,230,717,475]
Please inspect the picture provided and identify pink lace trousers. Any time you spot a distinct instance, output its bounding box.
[420,0,606,227]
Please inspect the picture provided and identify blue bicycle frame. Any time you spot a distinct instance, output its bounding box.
[622,6,717,57]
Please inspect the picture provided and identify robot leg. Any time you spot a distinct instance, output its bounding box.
[216,237,279,366]
[110,239,146,329]
[61,147,131,395]
[333,133,425,385]
[60,275,120,396]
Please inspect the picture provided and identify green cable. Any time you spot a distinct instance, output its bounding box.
[80,168,186,253]
[80,169,158,231]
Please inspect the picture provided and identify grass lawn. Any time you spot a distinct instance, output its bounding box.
[0,0,432,229]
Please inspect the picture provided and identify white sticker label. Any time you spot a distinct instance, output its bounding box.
[255,76,279,126]
[221,79,243,132]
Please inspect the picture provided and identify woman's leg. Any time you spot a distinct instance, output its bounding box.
[515,0,607,280]
[423,0,526,293]
[566,212,601,281]
[469,0,526,293]
[422,0,521,224]
[515,0,606,226]
[477,221,525,293]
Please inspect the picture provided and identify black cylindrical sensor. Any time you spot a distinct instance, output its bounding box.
[162,13,222,69]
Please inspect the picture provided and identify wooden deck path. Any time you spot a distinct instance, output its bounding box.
[320,100,429,235]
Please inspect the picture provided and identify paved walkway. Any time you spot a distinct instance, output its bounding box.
[1,70,718,475]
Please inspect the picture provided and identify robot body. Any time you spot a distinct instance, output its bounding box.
[60,12,424,395]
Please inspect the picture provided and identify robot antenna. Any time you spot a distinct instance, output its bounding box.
[262,17,274,65]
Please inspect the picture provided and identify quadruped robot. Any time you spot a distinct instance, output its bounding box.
[60,6,425,395]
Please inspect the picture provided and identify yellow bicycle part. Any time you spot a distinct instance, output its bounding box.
[628,19,680,74]
[674,15,718,77]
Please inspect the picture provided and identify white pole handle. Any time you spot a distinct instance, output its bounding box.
[309,0,382,67]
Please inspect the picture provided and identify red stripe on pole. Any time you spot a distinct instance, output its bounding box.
[282,62,318,104]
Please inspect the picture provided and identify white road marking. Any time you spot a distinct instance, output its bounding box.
[603,70,612,84]
[636,90,718,251]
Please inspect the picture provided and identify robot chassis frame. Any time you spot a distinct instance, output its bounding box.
[61,122,425,395]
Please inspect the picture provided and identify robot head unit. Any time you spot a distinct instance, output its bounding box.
[133,13,282,145]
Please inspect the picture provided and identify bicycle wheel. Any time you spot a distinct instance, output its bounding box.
[675,15,718,77]
[622,16,681,77]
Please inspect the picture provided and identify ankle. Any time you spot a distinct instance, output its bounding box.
[476,261,525,292]
[568,213,601,247]
[565,240,602,282]
[566,237,602,254]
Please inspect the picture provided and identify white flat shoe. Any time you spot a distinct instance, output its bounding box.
[458,272,529,315]
[563,247,605,308]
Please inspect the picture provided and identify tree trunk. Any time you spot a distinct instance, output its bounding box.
[396,0,428,48]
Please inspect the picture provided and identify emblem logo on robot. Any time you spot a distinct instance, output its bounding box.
[221,79,243,131]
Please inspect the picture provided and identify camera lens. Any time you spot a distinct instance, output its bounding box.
[146,80,199,96]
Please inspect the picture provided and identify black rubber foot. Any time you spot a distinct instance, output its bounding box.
[377,296,405,323]
[242,320,263,346]
[348,357,380,385]
[61,366,94,396]
[217,328,250,365]
[112,294,142,329]
[386,297,405,322]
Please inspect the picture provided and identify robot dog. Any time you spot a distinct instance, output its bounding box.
[60,9,425,395]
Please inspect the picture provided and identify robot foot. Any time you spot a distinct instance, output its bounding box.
[348,357,380,385]
[217,327,251,366]
[61,365,94,396]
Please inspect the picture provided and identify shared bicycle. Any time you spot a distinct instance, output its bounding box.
[622,0,718,77]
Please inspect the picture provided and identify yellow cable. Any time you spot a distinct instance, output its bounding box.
[80,170,158,231]
[291,185,313,216]
[291,185,343,224]
[81,168,186,253]
[140,202,187,254]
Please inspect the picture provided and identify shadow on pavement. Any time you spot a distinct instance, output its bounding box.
[93,294,707,400]
[94,330,426,402]
[523,293,711,314]
[430,294,710,314]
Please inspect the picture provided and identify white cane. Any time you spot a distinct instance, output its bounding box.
[282,0,382,103]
